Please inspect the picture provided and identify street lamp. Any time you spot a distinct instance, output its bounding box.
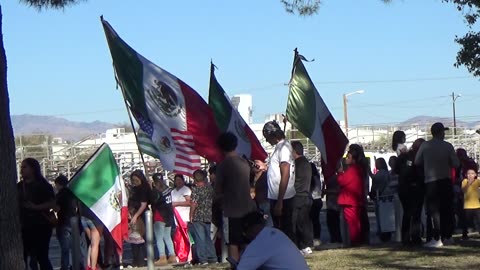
[343,90,365,138]
[452,92,461,137]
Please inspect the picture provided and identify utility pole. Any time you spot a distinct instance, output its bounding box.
[343,90,365,138]
[452,92,461,137]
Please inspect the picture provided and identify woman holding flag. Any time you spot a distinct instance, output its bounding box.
[127,170,151,267]
[337,144,370,246]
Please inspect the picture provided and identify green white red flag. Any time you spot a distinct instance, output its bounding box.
[101,17,223,176]
[208,63,267,161]
[68,143,128,251]
[286,49,349,179]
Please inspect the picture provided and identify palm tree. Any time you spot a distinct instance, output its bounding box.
[0,2,83,269]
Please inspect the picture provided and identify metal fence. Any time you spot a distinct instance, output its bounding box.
[15,125,480,182]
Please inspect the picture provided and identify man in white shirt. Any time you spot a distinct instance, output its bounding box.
[171,174,192,224]
[256,120,296,242]
[236,212,309,270]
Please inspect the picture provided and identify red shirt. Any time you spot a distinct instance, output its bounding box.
[337,164,366,207]
[153,210,164,223]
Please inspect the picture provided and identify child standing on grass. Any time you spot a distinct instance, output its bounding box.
[189,170,217,265]
[461,168,480,239]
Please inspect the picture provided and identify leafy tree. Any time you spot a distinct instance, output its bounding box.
[281,0,321,16]
[445,0,480,76]
[0,1,83,269]
[281,0,480,77]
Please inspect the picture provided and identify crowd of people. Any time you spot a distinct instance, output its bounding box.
[16,121,480,270]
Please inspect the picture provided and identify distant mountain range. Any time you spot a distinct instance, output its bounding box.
[398,115,480,129]
[11,114,118,141]
[10,114,480,141]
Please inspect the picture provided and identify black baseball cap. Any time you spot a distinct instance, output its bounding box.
[431,122,449,135]
[262,120,282,138]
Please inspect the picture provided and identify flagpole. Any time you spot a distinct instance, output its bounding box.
[114,70,148,173]
[284,48,298,135]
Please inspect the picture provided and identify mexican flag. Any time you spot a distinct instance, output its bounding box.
[68,143,128,251]
[137,128,161,159]
[286,49,349,179]
[208,63,267,161]
[101,17,223,176]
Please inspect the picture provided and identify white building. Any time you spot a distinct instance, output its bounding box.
[231,94,253,125]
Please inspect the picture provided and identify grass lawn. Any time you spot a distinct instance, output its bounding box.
[306,240,480,270]
[162,237,480,270]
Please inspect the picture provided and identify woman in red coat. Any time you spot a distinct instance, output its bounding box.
[337,144,369,246]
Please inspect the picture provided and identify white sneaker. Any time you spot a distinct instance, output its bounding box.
[300,247,313,256]
[442,238,455,245]
[424,239,443,248]
[313,239,322,247]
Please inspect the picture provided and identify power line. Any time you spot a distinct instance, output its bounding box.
[235,75,476,92]
[313,76,475,85]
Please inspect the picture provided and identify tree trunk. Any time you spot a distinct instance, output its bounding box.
[0,4,24,270]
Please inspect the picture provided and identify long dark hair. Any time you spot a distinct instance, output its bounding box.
[348,144,369,177]
[375,158,388,171]
[392,130,406,151]
[22,158,48,183]
[130,170,150,189]
[412,138,425,154]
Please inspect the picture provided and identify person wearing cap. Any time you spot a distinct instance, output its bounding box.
[151,173,176,266]
[414,122,460,248]
[255,120,296,242]
[235,212,309,270]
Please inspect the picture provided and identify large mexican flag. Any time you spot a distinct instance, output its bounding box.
[286,50,349,179]
[68,143,128,251]
[101,17,223,176]
[208,63,267,161]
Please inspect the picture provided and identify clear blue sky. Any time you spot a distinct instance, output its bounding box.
[4,0,480,126]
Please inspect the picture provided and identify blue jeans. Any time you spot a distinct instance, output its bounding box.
[188,222,217,263]
[56,225,72,270]
[258,201,273,227]
[153,222,175,257]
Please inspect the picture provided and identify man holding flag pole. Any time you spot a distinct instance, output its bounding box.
[256,48,349,249]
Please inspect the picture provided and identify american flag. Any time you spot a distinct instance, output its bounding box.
[171,128,201,176]
[131,109,201,176]
[132,110,154,137]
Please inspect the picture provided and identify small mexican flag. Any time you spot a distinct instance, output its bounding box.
[286,49,349,179]
[68,143,128,251]
[208,63,267,161]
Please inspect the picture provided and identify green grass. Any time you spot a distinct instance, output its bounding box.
[152,238,480,270]
[306,240,480,270]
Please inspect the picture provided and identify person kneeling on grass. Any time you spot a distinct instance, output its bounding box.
[235,212,309,270]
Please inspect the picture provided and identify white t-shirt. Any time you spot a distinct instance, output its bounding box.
[267,139,296,200]
[237,227,309,270]
[396,143,407,156]
[171,185,191,223]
